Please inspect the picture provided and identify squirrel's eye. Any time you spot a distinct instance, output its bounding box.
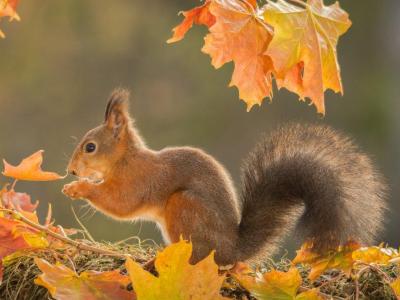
[85,142,96,153]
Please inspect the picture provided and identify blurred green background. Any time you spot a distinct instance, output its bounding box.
[0,0,398,253]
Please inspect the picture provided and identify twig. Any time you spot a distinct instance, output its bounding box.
[64,254,77,273]
[44,203,52,226]
[355,262,400,299]
[0,208,131,259]
[317,272,345,289]
[10,179,17,190]
[71,206,96,243]
[353,266,370,300]
[390,257,400,264]
[355,262,392,283]
[114,236,143,245]
[355,277,360,300]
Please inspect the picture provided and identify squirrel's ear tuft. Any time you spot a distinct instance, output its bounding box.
[104,88,131,137]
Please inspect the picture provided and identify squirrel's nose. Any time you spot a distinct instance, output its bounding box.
[68,169,77,176]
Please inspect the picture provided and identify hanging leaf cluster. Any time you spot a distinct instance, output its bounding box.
[168,0,352,113]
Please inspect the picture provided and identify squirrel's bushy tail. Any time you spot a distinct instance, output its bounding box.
[237,124,387,262]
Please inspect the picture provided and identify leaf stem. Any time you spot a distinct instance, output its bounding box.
[242,0,257,14]
[71,206,96,243]
[286,0,308,8]
[10,179,17,190]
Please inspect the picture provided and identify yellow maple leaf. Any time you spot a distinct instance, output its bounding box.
[202,0,274,111]
[352,246,399,265]
[264,0,352,114]
[233,265,323,300]
[125,239,227,300]
[391,278,400,299]
[2,150,63,181]
[292,241,360,281]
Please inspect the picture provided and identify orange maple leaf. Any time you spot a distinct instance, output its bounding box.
[264,0,352,114]
[0,185,77,283]
[202,0,274,111]
[292,241,360,280]
[0,217,30,283]
[0,212,49,283]
[35,258,134,300]
[2,150,63,181]
[232,265,323,299]
[0,0,20,38]
[167,0,216,43]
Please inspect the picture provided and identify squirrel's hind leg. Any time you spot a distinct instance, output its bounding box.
[164,191,237,265]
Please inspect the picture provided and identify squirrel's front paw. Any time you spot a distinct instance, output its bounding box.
[62,181,83,200]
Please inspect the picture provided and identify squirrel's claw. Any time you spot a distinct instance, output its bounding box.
[62,182,81,200]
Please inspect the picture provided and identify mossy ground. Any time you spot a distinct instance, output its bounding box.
[0,241,398,300]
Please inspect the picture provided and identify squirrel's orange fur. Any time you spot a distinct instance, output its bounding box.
[63,89,387,265]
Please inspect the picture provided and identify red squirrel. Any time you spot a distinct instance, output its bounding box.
[62,88,387,265]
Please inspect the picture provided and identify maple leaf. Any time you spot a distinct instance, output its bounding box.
[0,0,20,38]
[167,0,216,43]
[264,0,352,114]
[2,150,63,181]
[201,0,274,111]
[0,217,30,283]
[0,215,48,283]
[233,265,322,300]
[292,241,360,280]
[34,258,134,300]
[125,239,227,300]
[295,289,323,300]
[352,246,399,265]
